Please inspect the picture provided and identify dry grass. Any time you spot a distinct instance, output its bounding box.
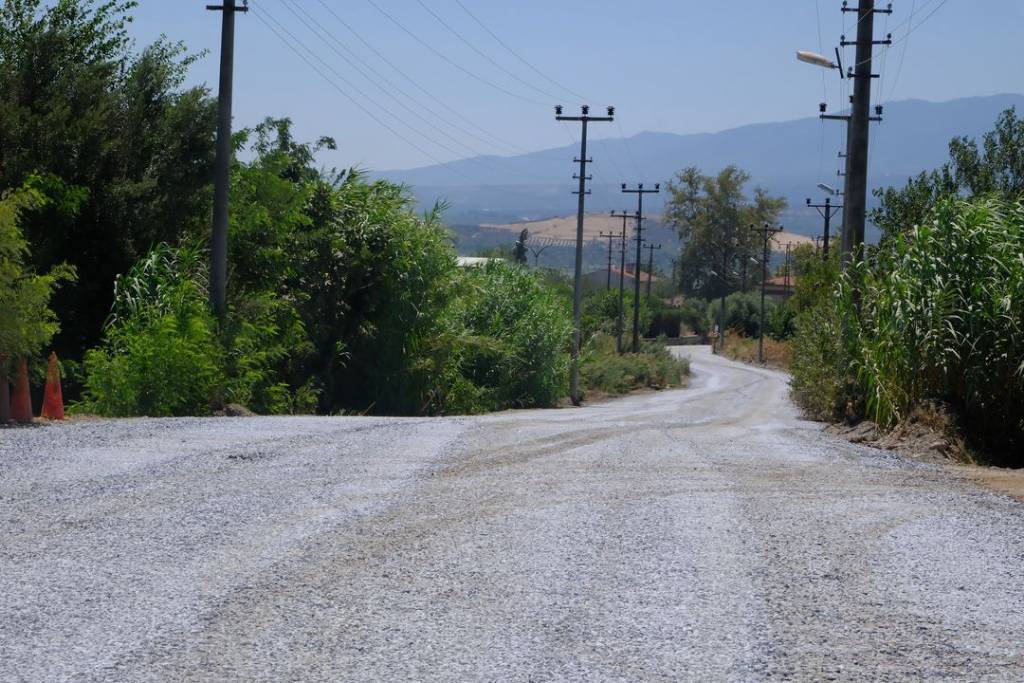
[482,214,662,242]
[720,335,792,369]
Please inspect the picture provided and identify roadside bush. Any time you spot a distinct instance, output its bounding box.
[424,261,571,414]
[853,197,1024,454]
[0,187,76,374]
[678,298,711,337]
[789,196,1024,461]
[581,334,690,396]
[77,244,223,416]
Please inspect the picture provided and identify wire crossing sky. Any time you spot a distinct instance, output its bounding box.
[127,1,1022,171]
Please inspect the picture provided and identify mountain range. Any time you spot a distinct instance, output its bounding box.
[380,94,1024,241]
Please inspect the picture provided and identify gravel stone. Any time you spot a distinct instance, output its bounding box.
[1,347,1022,682]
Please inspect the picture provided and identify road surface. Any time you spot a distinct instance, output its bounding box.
[2,348,1023,682]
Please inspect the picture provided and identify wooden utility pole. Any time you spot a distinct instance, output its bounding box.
[644,243,662,303]
[751,223,783,364]
[207,0,248,318]
[599,230,617,291]
[622,183,659,352]
[611,210,639,354]
[807,195,842,260]
[838,0,891,264]
[556,105,614,405]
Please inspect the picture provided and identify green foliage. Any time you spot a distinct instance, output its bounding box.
[791,196,1024,461]
[678,299,711,337]
[581,288,651,342]
[78,243,222,417]
[423,261,571,414]
[871,108,1024,241]
[0,187,75,371]
[664,165,786,300]
[0,0,216,357]
[78,243,305,416]
[581,335,690,396]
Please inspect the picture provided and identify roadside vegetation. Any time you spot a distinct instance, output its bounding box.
[0,1,690,418]
[789,110,1024,465]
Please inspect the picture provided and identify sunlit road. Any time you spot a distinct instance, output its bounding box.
[3,347,1023,682]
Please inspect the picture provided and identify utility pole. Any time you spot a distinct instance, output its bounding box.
[837,0,891,264]
[784,242,792,295]
[599,230,617,291]
[556,105,614,406]
[611,210,638,354]
[807,195,843,260]
[622,183,659,352]
[207,0,248,319]
[751,223,783,364]
[644,243,662,303]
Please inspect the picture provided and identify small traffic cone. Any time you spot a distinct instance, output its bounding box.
[11,357,33,424]
[0,355,10,424]
[41,352,65,421]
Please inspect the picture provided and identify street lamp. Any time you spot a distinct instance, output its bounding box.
[817,183,837,196]
[796,50,837,70]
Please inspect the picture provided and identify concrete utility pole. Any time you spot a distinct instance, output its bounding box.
[837,0,891,264]
[751,223,783,364]
[807,195,843,260]
[622,183,659,352]
[599,230,617,291]
[207,0,248,319]
[644,243,662,303]
[556,105,614,406]
[611,210,638,354]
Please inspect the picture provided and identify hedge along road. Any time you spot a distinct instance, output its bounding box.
[2,348,1023,682]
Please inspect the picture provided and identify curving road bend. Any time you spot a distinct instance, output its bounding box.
[2,347,1023,682]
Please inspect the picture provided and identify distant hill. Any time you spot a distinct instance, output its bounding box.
[381,94,1024,243]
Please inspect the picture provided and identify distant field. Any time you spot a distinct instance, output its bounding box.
[483,214,813,254]
[482,214,664,243]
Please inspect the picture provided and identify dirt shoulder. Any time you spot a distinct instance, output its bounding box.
[826,419,1024,503]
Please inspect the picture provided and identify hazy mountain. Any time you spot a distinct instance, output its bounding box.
[380,94,1024,240]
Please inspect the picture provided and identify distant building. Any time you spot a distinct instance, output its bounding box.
[583,263,660,290]
[456,256,503,268]
[764,275,796,299]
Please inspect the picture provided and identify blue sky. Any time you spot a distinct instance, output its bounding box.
[126,1,1023,171]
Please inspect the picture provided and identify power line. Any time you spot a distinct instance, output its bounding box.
[273,0,551,183]
[250,4,475,181]
[453,0,590,104]
[884,0,918,101]
[364,0,551,106]
[414,0,564,103]
[311,0,549,159]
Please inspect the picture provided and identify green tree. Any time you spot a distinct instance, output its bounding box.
[663,166,786,300]
[0,0,217,357]
[0,187,75,371]
[871,108,1024,240]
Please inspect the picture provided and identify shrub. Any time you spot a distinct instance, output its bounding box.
[581,334,690,396]
[424,261,572,414]
[0,187,75,373]
[77,244,223,416]
[789,196,1024,460]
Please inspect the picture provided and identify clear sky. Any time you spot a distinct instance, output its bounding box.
[125,0,1023,171]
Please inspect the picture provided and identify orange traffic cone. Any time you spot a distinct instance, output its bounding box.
[41,352,64,421]
[11,357,33,424]
[0,355,10,424]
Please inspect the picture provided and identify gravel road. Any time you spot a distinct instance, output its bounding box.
[2,347,1023,682]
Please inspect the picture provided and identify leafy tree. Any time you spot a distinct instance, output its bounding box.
[664,166,786,300]
[0,187,76,372]
[871,108,1024,240]
[0,0,217,357]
